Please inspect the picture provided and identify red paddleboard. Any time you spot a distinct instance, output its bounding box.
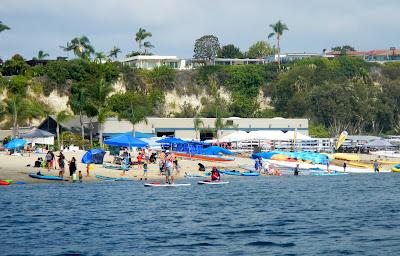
[0,180,10,186]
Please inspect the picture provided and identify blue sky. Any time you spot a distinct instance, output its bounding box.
[1,0,399,60]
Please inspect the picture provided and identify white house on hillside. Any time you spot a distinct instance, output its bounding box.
[120,55,193,70]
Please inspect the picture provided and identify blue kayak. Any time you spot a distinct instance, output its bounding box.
[29,173,64,181]
[222,170,242,176]
[241,172,260,176]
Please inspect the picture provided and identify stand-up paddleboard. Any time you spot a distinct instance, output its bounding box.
[144,182,191,187]
[29,173,64,181]
[197,180,229,185]
[310,172,349,176]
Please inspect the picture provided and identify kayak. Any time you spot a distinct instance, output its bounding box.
[310,172,349,176]
[173,152,234,162]
[29,173,64,181]
[241,172,260,176]
[103,164,130,171]
[222,170,242,176]
[144,182,191,187]
[95,175,132,181]
[198,180,229,185]
[0,180,10,186]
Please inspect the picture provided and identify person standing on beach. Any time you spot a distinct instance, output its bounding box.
[373,160,379,173]
[326,161,330,173]
[343,162,347,172]
[58,152,65,178]
[165,151,175,184]
[45,151,52,172]
[68,157,77,182]
[255,157,263,173]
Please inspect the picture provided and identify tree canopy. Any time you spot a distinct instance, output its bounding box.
[193,35,220,63]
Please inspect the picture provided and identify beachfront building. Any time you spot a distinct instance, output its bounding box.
[327,48,400,63]
[119,55,194,70]
[265,53,321,63]
[101,117,308,141]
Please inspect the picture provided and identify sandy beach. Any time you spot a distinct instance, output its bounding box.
[0,150,254,184]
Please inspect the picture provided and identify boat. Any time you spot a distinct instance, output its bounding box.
[144,182,191,187]
[392,164,400,172]
[95,175,132,181]
[29,173,64,181]
[197,180,229,185]
[173,152,234,162]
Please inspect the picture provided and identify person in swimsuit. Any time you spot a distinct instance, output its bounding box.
[294,164,300,176]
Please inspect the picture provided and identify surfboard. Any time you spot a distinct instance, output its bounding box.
[144,182,191,187]
[197,180,229,185]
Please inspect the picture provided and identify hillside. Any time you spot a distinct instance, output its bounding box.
[1,54,400,136]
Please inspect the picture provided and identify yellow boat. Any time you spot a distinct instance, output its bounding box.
[333,153,361,161]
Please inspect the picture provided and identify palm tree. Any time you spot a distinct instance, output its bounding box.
[193,116,204,140]
[135,28,152,53]
[55,110,73,150]
[1,95,46,138]
[268,20,288,71]
[97,107,114,148]
[94,52,107,63]
[108,46,121,60]
[63,36,95,59]
[34,50,49,60]
[214,117,225,139]
[143,41,154,55]
[0,21,10,33]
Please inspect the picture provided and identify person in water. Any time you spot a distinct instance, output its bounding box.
[343,161,347,172]
[78,171,83,182]
[294,164,300,176]
[211,166,221,181]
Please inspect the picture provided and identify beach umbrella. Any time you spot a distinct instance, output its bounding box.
[104,133,148,148]
[4,138,27,149]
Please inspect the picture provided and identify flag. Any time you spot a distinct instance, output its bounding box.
[335,131,348,150]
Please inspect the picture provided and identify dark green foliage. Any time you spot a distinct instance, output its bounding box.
[148,66,176,90]
[8,75,28,96]
[1,54,30,76]
[219,44,243,58]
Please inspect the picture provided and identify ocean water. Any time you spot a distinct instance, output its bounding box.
[1,174,400,256]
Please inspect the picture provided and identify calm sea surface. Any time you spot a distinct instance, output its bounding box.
[1,174,400,256]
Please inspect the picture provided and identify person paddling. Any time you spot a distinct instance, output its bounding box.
[211,166,221,181]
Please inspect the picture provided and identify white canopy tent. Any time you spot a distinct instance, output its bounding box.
[20,128,55,146]
[216,130,311,142]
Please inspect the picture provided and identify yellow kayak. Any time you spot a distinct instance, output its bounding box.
[333,153,361,161]
[378,160,400,165]
[348,161,373,169]
[392,167,400,173]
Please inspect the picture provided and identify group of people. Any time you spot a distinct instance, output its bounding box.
[254,157,282,176]
[34,151,84,182]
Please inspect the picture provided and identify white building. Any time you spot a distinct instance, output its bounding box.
[266,53,321,63]
[120,55,192,70]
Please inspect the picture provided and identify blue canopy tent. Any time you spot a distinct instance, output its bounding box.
[201,146,235,156]
[5,138,27,149]
[82,149,106,164]
[104,134,148,148]
[156,137,186,144]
